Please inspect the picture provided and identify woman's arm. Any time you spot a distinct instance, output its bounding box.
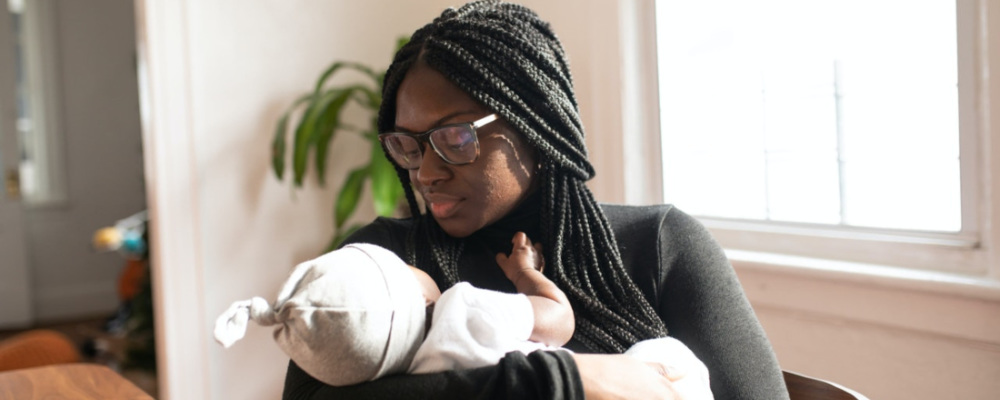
[284,350,583,400]
[654,207,789,399]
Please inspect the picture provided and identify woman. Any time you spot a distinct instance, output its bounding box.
[283,1,788,398]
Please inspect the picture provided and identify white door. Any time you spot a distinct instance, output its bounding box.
[0,1,34,329]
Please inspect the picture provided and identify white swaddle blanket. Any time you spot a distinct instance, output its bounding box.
[409,282,554,373]
[627,336,714,400]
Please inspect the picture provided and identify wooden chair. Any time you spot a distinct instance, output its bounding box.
[784,370,869,400]
[0,330,81,373]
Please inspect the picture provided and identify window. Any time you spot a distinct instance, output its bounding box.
[6,0,66,205]
[655,0,986,273]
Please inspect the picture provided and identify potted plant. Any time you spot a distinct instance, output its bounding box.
[271,39,407,250]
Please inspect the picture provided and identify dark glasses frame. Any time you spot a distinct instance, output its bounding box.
[378,114,499,169]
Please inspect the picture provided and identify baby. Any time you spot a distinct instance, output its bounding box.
[214,234,711,398]
[409,232,574,373]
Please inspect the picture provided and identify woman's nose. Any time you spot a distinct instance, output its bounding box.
[415,143,451,186]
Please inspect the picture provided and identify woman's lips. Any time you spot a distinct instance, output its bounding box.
[430,201,460,219]
[423,192,463,219]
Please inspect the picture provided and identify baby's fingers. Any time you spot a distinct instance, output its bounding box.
[645,362,686,382]
[511,231,530,247]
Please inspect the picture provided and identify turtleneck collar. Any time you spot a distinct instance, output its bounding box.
[468,190,543,250]
[447,190,543,292]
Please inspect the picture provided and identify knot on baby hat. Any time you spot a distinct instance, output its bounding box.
[213,244,427,387]
[213,296,277,348]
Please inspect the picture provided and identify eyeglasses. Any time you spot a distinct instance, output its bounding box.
[379,114,499,170]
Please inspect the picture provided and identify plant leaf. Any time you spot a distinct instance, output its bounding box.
[313,88,355,184]
[317,61,379,90]
[271,94,311,180]
[353,86,380,110]
[335,167,368,229]
[272,113,290,180]
[312,62,346,98]
[292,90,341,186]
[341,62,380,86]
[368,134,403,216]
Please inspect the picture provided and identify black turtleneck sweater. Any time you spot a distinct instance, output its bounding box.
[282,202,789,400]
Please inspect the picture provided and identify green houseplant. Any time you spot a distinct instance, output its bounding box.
[271,39,407,250]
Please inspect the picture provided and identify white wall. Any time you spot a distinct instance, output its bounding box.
[187,3,461,399]
[138,1,1000,399]
[25,0,146,321]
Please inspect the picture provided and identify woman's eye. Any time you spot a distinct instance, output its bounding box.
[446,135,473,150]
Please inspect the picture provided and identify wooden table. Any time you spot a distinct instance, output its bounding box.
[0,363,153,400]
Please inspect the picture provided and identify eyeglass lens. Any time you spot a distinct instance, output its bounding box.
[383,124,478,169]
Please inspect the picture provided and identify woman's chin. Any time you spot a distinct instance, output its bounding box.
[441,226,474,239]
[437,218,477,239]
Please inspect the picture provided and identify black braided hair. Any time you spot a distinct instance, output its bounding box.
[378,0,667,353]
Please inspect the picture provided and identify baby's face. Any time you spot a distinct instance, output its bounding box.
[408,266,441,306]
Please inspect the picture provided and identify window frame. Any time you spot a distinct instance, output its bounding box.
[627,0,999,276]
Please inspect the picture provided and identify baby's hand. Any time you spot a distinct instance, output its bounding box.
[495,232,544,284]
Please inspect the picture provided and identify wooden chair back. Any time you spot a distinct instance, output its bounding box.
[784,370,869,400]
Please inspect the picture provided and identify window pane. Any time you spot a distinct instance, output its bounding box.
[8,1,35,198]
[663,150,768,220]
[843,158,961,231]
[657,0,960,232]
[767,151,841,224]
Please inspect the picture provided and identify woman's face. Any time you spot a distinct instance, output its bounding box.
[394,61,538,238]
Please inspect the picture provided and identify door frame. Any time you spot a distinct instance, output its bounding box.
[134,1,210,399]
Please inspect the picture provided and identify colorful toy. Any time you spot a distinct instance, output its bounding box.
[92,210,148,260]
[89,210,156,372]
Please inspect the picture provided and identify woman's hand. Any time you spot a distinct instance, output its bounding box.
[573,353,683,400]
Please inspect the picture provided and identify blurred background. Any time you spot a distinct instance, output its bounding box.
[0,0,152,392]
[1,1,998,399]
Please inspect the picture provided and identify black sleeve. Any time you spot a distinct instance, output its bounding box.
[283,349,582,400]
[281,218,585,400]
[656,208,789,399]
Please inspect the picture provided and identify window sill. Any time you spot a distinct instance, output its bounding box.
[706,220,987,275]
[728,249,1000,301]
[729,249,1000,346]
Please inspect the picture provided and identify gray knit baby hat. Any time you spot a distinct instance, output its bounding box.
[214,243,427,386]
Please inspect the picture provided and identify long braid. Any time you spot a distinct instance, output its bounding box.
[379,0,667,353]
